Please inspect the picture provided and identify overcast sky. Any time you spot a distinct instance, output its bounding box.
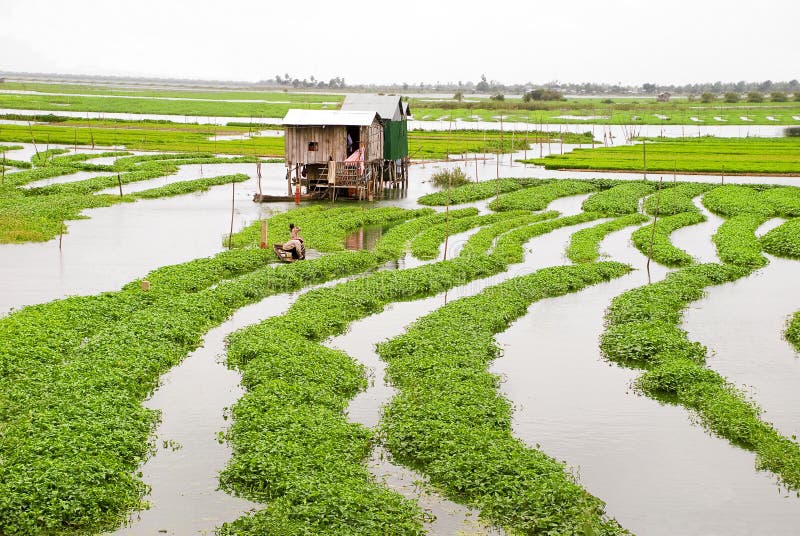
[1,0,798,86]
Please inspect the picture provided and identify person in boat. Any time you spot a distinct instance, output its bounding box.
[282,223,305,259]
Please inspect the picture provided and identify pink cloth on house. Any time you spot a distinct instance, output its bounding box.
[344,149,363,162]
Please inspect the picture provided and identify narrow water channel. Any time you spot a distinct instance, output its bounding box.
[491,222,800,535]
[682,249,800,440]
[328,194,595,533]
[670,196,724,263]
[110,275,366,535]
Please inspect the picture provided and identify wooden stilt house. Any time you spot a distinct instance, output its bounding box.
[281,109,383,199]
[275,95,410,201]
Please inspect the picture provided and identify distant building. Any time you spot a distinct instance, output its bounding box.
[657,92,671,102]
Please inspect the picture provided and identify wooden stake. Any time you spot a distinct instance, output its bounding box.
[117,173,123,197]
[443,173,451,261]
[59,222,64,251]
[510,130,515,167]
[260,219,268,249]
[28,122,39,157]
[228,180,236,249]
[646,176,663,284]
[673,161,677,214]
[642,140,647,182]
[721,165,725,185]
[256,161,262,199]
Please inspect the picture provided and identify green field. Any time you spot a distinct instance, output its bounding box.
[410,96,800,126]
[2,82,799,125]
[526,137,800,175]
[0,92,333,119]
[0,81,343,102]
[0,122,583,160]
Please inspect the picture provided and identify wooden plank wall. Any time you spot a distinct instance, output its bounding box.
[362,120,384,162]
[284,126,347,164]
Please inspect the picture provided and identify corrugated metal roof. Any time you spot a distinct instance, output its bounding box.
[341,94,404,121]
[282,109,378,126]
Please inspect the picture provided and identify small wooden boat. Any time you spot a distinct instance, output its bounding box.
[253,193,322,203]
[273,243,306,263]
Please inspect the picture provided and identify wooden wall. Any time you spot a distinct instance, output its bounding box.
[361,120,384,162]
[284,125,346,164]
[284,119,384,165]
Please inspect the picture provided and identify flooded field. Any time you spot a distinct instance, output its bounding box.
[2,138,799,535]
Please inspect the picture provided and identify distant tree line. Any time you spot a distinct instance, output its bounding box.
[2,71,799,98]
[263,73,346,89]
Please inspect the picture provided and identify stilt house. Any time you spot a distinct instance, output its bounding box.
[279,95,409,200]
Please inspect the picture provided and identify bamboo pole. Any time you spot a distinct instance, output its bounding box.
[228,179,236,249]
[642,140,647,182]
[510,129,515,167]
[673,161,677,214]
[257,161,262,199]
[260,219,268,249]
[646,176,663,284]
[28,122,39,157]
[443,173,451,261]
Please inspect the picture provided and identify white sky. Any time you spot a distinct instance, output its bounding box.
[1,0,798,86]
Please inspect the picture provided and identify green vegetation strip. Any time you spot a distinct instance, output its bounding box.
[643,182,714,215]
[567,213,650,263]
[132,174,250,199]
[0,207,432,535]
[760,187,800,217]
[601,192,800,490]
[0,81,342,103]
[631,211,706,267]
[417,178,547,206]
[378,262,630,534]
[0,123,287,157]
[581,181,654,215]
[703,184,774,217]
[230,205,446,252]
[409,210,530,260]
[603,263,800,490]
[219,210,618,533]
[761,218,800,259]
[714,214,770,267]
[526,138,800,175]
[0,152,261,243]
[787,312,800,352]
[0,92,331,119]
[488,179,598,211]
[409,130,593,160]
[411,98,800,126]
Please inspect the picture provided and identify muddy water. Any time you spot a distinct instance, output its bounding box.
[670,196,724,263]
[682,252,800,441]
[3,138,796,318]
[328,194,595,533]
[109,275,363,535]
[94,162,256,196]
[492,223,800,535]
[0,161,292,315]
